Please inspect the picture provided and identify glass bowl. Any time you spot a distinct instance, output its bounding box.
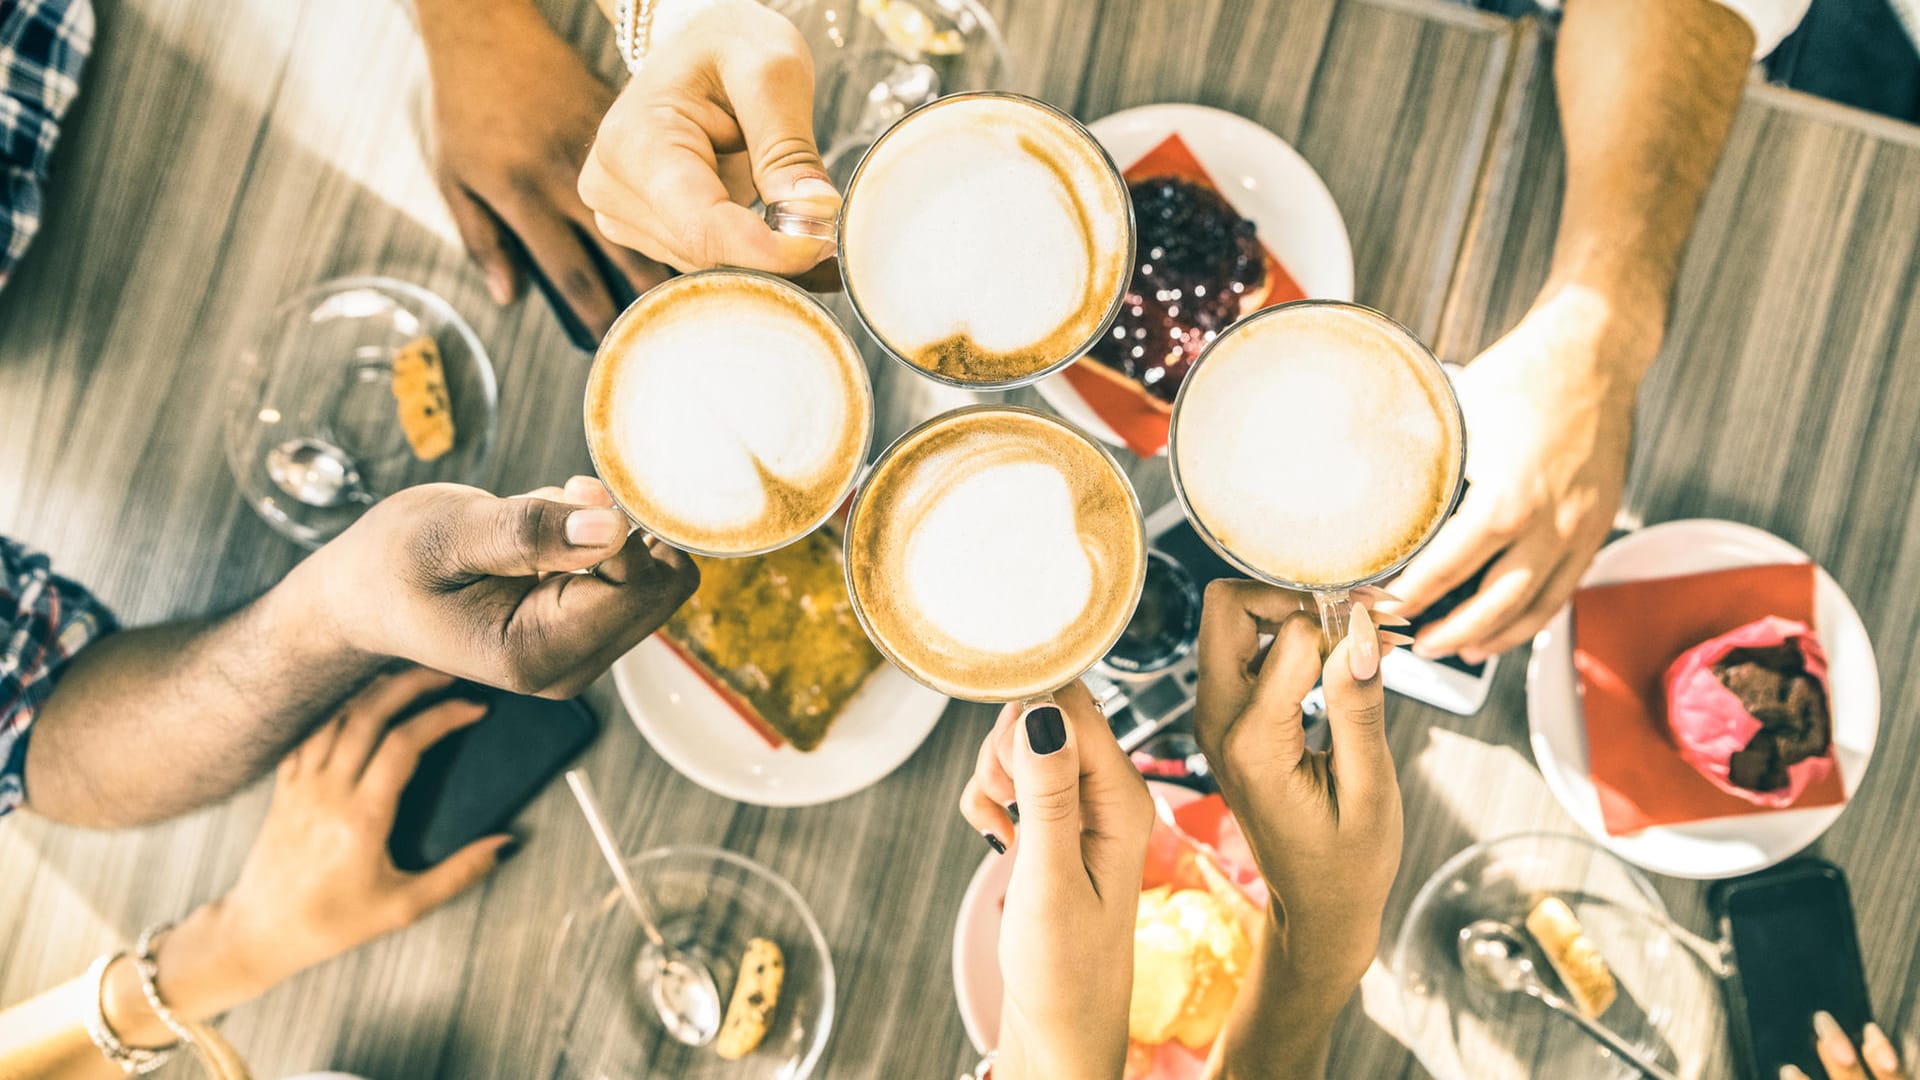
[224,276,496,547]
[1393,832,1724,1080]
[546,846,835,1080]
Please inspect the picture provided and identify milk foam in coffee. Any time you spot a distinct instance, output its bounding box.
[586,271,871,555]
[846,409,1145,701]
[1173,303,1462,587]
[841,95,1132,386]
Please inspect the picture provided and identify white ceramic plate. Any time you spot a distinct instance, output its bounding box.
[1036,103,1355,453]
[1526,519,1880,879]
[613,637,948,807]
[953,782,1201,1054]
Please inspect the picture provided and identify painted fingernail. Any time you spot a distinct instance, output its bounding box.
[1355,584,1406,603]
[1863,1023,1900,1073]
[1025,706,1066,755]
[1380,631,1418,647]
[1814,1011,1856,1065]
[1349,604,1380,681]
[486,266,514,306]
[1780,1066,1810,1080]
[983,832,1006,855]
[496,838,522,863]
[1006,802,1020,825]
[566,507,626,546]
[1371,610,1413,627]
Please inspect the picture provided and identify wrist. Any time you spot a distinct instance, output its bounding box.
[97,903,275,1051]
[995,1006,1122,1080]
[1522,283,1664,396]
[276,545,382,663]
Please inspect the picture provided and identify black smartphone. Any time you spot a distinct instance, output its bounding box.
[1711,859,1874,1080]
[386,684,600,872]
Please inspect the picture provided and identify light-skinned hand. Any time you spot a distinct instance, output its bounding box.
[301,476,699,698]
[578,0,838,281]
[958,683,1155,1080]
[1782,1011,1908,1080]
[1391,289,1651,662]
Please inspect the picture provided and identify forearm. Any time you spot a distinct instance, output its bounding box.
[1207,910,1370,1080]
[1546,0,1756,381]
[22,558,380,827]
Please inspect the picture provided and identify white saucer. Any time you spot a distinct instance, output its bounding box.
[1036,103,1355,454]
[952,782,1201,1054]
[1526,519,1880,880]
[613,637,948,807]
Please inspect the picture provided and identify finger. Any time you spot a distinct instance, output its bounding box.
[1052,681,1151,891]
[285,715,343,781]
[1222,613,1320,780]
[324,668,459,782]
[973,713,1017,810]
[1196,580,1314,746]
[1862,1022,1905,1079]
[439,493,632,579]
[716,36,832,207]
[1413,531,1559,659]
[1816,1012,1872,1080]
[560,181,674,300]
[1388,493,1510,619]
[509,206,619,337]
[1005,701,1083,877]
[1469,549,1588,661]
[407,833,515,914]
[440,181,517,306]
[562,475,616,507]
[358,698,489,809]
[1321,605,1397,807]
[504,539,701,697]
[960,777,1015,846]
[512,485,568,502]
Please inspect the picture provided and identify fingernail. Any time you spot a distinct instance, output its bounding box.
[1371,610,1413,627]
[1863,1023,1900,1073]
[1780,1066,1810,1080]
[496,838,522,862]
[1814,1011,1856,1065]
[982,832,1006,855]
[1355,584,1406,603]
[1348,604,1380,681]
[1005,802,1020,825]
[1412,636,1441,658]
[1459,648,1486,664]
[789,176,838,200]
[566,508,626,546]
[1380,631,1418,648]
[1024,706,1066,755]
[486,266,514,305]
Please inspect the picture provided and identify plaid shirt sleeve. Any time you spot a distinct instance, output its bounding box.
[1,536,116,816]
[1,0,94,291]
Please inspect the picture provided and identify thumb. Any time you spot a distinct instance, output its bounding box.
[446,493,631,579]
[1007,702,1082,871]
[408,834,513,914]
[720,39,832,207]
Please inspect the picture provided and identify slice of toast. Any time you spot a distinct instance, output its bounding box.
[1526,896,1618,1018]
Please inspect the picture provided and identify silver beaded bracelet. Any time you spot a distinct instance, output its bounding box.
[131,922,201,1051]
[612,0,663,75]
[82,951,175,1075]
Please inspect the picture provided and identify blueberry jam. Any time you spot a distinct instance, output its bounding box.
[1087,176,1266,402]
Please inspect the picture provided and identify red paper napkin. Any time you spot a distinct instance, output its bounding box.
[1572,562,1846,836]
[1060,131,1306,458]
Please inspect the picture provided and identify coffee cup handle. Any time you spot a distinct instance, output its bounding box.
[1314,589,1352,653]
[764,201,840,245]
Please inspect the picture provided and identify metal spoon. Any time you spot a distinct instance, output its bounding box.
[265,437,374,508]
[565,770,723,1047]
[1458,919,1679,1080]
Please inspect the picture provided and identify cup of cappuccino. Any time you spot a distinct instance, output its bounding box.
[763,92,1135,390]
[844,406,1147,701]
[584,269,874,557]
[1168,300,1466,640]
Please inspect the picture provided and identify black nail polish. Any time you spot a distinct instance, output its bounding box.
[496,839,522,862]
[1025,706,1066,755]
[1005,802,1020,825]
[982,832,1006,855]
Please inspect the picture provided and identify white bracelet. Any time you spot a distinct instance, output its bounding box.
[131,923,201,1051]
[612,0,662,75]
[82,952,175,1075]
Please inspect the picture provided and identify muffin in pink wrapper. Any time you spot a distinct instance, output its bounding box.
[1662,616,1834,807]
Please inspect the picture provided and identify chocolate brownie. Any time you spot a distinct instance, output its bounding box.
[1713,643,1831,792]
[1087,176,1266,402]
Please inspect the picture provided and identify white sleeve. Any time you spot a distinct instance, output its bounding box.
[1535,0,1811,59]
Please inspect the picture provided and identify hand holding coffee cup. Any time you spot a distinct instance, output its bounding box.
[1169,301,1467,645]
[764,92,1136,389]
[578,0,838,279]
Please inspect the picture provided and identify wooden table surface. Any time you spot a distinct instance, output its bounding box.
[1,1,1914,1077]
